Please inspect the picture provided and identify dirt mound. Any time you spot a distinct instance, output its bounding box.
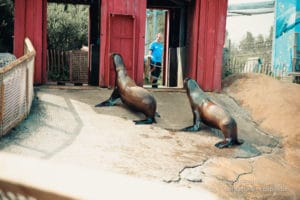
[222,73,300,149]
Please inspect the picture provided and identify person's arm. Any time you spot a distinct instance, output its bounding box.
[148,42,154,57]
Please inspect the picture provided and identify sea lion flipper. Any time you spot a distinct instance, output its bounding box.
[181,111,201,132]
[215,138,244,149]
[134,117,156,125]
[95,98,120,107]
[181,123,201,132]
[95,88,121,107]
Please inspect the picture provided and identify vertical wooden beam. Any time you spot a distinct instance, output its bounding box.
[42,0,48,83]
[32,0,44,84]
[99,0,108,86]
[186,0,200,80]
[14,0,26,58]
[135,0,147,86]
[213,0,228,91]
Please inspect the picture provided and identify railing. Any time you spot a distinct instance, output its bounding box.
[0,38,36,137]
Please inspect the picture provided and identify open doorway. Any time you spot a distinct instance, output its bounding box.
[144,9,168,88]
[46,0,100,86]
[145,0,189,89]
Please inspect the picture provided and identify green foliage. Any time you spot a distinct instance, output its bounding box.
[47,65,69,81]
[0,0,14,52]
[239,32,255,52]
[222,68,234,79]
[47,3,88,51]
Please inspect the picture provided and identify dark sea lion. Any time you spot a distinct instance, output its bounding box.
[95,53,157,125]
[182,78,244,148]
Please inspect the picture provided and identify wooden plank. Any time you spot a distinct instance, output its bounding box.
[99,0,108,86]
[42,0,48,83]
[204,0,217,91]
[33,0,44,84]
[13,0,26,58]
[197,0,207,88]
[213,0,228,91]
[186,0,200,79]
[177,47,185,88]
[136,0,147,86]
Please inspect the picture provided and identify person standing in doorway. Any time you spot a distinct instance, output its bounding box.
[149,33,164,88]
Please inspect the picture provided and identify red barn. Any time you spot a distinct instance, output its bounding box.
[14,0,228,91]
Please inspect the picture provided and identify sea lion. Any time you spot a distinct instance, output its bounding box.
[182,78,244,148]
[95,53,157,125]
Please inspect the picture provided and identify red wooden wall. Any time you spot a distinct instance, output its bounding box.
[13,0,227,91]
[14,0,47,85]
[187,0,228,92]
[99,0,146,87]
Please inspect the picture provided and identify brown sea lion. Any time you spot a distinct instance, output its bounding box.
[182,78,244,148]
[95,53,157,125]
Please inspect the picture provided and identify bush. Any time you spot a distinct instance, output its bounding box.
[47,3,88,51]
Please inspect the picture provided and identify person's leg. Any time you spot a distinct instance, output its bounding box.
[151,63,161,88]
[150,62,156,87]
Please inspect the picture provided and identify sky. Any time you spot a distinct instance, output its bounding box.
[226,0,275,44]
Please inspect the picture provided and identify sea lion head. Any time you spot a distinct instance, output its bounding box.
[111,53,125,72]
[184,77,200,91]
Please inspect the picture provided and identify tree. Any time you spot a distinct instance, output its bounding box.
[0,0,14,52]
[239,32,255,52]
[47,3,88,51]
[255,34,265,49]
[265,26,273,46]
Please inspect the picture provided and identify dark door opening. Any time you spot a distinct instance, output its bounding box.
[89,0,100,86]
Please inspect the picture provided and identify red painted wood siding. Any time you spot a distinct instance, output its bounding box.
[187,0,228,91]
[99,0,146,87]
[13,0,227,89]
[14,0,46,85]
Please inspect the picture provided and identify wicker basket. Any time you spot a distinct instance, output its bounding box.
[0,38,36,137]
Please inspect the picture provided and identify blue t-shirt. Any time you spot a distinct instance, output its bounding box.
[149,41,163,63]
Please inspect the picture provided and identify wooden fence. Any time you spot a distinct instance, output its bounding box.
[222,41,274,78]
[47,49,89,83]
[47,49,71,81]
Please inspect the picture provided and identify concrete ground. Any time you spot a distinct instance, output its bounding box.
[0,85,298,199]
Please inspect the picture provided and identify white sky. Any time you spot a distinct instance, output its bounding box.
[226,0,275,44]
